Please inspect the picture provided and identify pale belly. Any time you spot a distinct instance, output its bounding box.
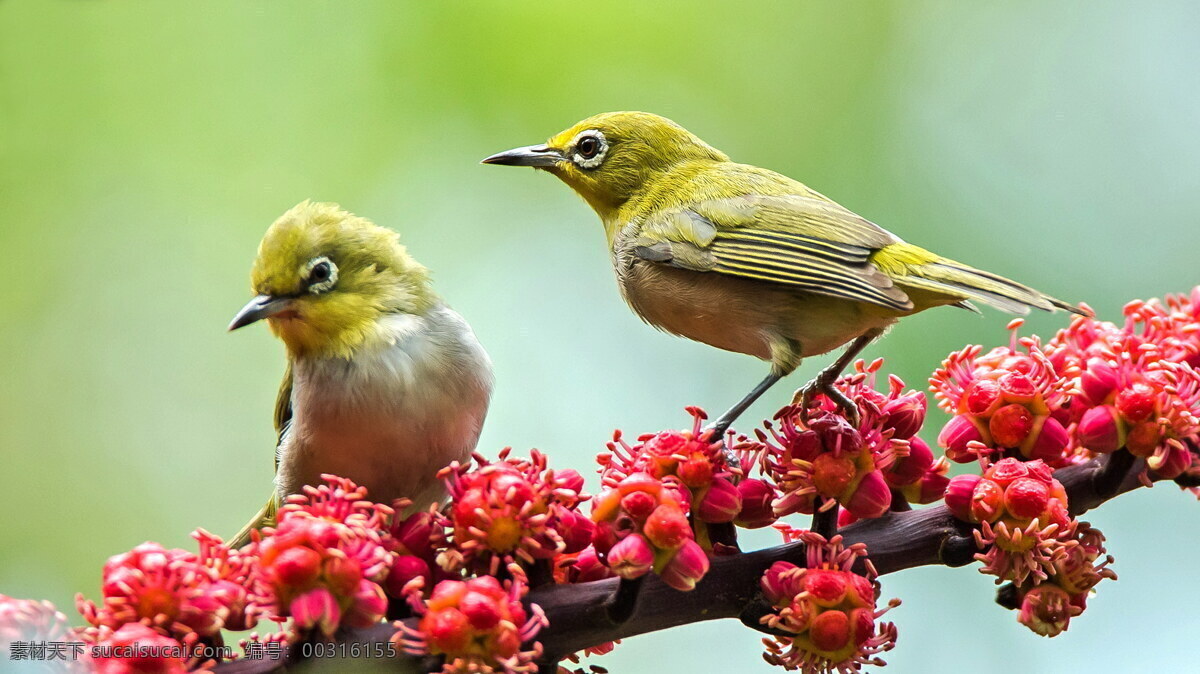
[617,260,900,373]
[277,308,493,510]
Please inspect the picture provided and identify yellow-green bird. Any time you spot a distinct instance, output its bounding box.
[484,111,1082,434]
[227,201,493,546]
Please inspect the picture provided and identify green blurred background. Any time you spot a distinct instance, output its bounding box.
[2,1,1198,671]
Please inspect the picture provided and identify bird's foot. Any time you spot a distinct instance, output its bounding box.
[792,374,860,428]
[703,419,742,473]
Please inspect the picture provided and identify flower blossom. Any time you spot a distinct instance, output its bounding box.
[251,475,393,637]
[759,530,899,673]
[931,322,1076,467]
[439,449,592,579]
[756,361,939,520]
[76,529,260,661]
[395,572,548,673]
[590,471,710,591]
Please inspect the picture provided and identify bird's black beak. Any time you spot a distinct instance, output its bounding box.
[481,144,564,168]
[228,294,293,331]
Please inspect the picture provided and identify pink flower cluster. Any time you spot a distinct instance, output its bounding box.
[395,572,547,674]
[932,288,1200,478]
[590,471,711,590]
[944,458,1115,636]
[439,449,592,577]
[76,529,260,666]
[754,362,948,521]
[759,530,899,673]
[250,476,393,637]
[931,322,1075,467]
[1048,296,1200,477]
[601,407,758,537]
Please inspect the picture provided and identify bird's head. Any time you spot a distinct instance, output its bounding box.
[229,201,435,359]
[482,111,727,220]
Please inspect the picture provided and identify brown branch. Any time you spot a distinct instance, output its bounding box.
[216,452,1156,673]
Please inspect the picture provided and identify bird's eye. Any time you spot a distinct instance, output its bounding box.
[571,130,607,169]
[578,136,600,159]
[303,256,338,294]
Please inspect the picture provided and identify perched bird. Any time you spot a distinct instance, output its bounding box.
[483,111,1082,435]
[227,201,493,546]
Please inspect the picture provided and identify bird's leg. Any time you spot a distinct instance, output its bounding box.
[792,329,883,427]
[706,372,783,470]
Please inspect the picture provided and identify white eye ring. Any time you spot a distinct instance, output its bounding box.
[571,130,608,169]
[303,256,338,295]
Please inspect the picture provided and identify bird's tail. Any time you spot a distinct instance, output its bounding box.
[888,246,1086,316]
[228,495,278,549]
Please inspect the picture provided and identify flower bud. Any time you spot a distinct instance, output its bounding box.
[965,379,1002,416]
[938,414,987,462]
[1080,358,1118,405]
[270,546,322,588]
[989,404,1034,447]
[460,589,503,630]
[620,490,658,521]
[842,470,891,520]
[697,477,742,523]
[643,504,692,550]
[808,609,852,654]
[805,570,849,607]
[1004,477,1051,520]
[290,587,341,636]
[385,555,431,598]
[987,457,1030,487]
[882,437,933,487]
[811,414,863,454]
[606,534,654,579]
[345,579,387,629]
[761,561,803,604]
[1116,383,1156,423]
[391,510,438,559]
[784,429,825,462]
[881,392,927,439]
[734,479,778,529]
[554,469,586,496]
[971,479,1005,523]
[659,539,709,591]
[1077,405,1123,454]
[570,546,615,583]
[998,372,1038,405]
[424,604,471,653]
[557,509,596,554]
[901,468,950,505]
[677,458,714,488]
[1025,416,1070,464]
[944,474,982,521]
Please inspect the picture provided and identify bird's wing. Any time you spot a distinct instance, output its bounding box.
[273,363,294,471]
[627,194,914,311]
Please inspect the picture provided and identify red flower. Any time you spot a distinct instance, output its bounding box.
[759,531,900,673]
[931,323,1076,467]
[395,571,548,673]
[252,475,393,638]
[440,449,590,578]
[758,361,929,519]
[77,530,261,653]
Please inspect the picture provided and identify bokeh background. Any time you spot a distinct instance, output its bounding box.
[2,1,1199,672]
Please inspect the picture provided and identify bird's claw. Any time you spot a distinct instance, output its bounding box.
[702,421,742,473]
[791,375,861,427]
